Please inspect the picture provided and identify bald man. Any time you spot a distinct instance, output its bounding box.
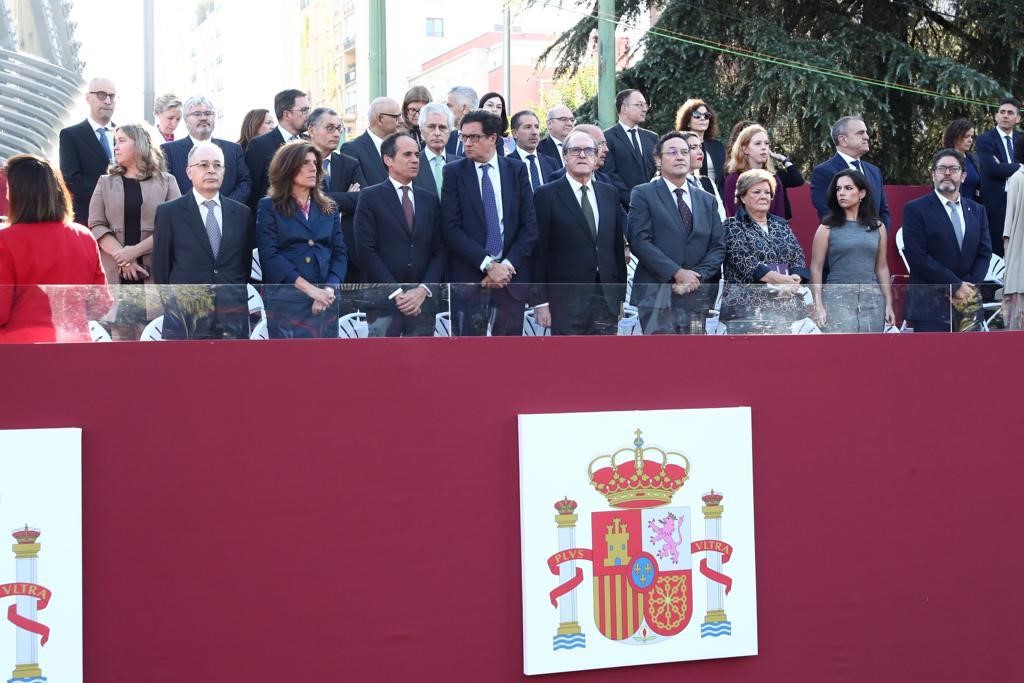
[340,97,402,186]
[59,77,118,224]
[538,105,575,167]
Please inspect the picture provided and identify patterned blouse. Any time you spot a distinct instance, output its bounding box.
[721,209,811,321]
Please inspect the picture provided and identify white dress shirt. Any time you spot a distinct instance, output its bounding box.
[662,177,692,212]
[936,190,966,242]
[566,173,600,231]
[193,189,223,235]
[88,116,114,159]
[277,124,299,142]
[476,153,508,270]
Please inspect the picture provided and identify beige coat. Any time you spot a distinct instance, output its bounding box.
[1003,172,1024,295]
[88,171,181,284]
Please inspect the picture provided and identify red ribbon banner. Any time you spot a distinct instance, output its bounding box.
[546,549,593,608]
[691,540,734,594]
[0,582,52,645]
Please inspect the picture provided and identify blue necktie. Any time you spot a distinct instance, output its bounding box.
[96,127,112,161]
[480,163,502,258]
[852,159,864,174]
[1005,136,1015,163]
[526,154,541,191]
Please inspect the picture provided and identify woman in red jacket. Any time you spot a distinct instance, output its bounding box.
[0,154,112,343]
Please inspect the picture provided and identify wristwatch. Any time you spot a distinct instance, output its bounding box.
[484,261,497,273]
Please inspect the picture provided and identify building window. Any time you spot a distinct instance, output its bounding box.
[426,17,444,37]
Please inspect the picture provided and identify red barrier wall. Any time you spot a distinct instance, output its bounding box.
[0,335,1020,682]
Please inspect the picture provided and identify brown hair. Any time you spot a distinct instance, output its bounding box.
[675,98,719,139]
[238,108,271,150]
[726,124,774,174]
[4,154,74,225]
[267,141,335,217]
[108,124,165,179]
[402,86,432,119]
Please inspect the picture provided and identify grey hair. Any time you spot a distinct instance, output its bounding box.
[563,131,597,153]
[419,101,453,128]
[154,93,182,113]
[307,107,339,129]
[447,86,478,109]
[186,140,225,163]
[830,116,863,146]
[182,95,215,113]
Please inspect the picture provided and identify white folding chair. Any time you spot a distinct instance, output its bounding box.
[981,253,1006,330]
[250,318,269,340]
[88,321,111,342]
[618,304,642,335]
[250,249,262,282]
[338,311,369,338]
[434,311,451,337]
[140,316,164,341]
[894,226,910,274]
[247,284,266,324]
[522,308,551,336]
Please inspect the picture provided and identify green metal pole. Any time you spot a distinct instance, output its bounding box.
[597,0,617,128]
[369,0,387,99]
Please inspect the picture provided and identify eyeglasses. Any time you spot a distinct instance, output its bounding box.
[320,124,343,133]
[187,110,215,118]
[565,147,597,158]
[627,102,649,110]
[549,116,576,124]
[188,161,224,171]
[379,112,402,119]
[89,91,117,101]
[287,107,312,115]
[746,189,773,198]
[458,133,492,143]
[691,111,712,120]
[934,165,962,174]
[659,148,689,158]
[406,107,421,117]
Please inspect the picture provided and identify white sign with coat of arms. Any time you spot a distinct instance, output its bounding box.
[518,408,757,675]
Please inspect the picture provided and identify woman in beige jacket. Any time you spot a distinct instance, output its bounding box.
[88,124,180,336]
[1003,171,1024,329]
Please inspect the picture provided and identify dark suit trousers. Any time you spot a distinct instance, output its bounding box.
[638,291,709,335]
[451,286,525,336]
[550,279,618,335]
[366,293,437,337]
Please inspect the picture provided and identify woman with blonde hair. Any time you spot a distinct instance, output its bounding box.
[256,141,347,338]
[723,123,803,219]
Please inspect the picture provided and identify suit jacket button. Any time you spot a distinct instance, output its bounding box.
[308,239,315,246]
[305,256,312,264]
[213,269,218,274]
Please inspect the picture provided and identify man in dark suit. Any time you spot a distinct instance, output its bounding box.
[59,77,117,224]
[354,133,445,337]
[546,124,614,186]
[507,110,557,192]
[810,116,891,228]
[161,95,251,204]
[975,97,1023,256]
[307,106,365,286]
[903,148,992,332]
[538,105,575,167]
[444,86,478,157]
[152,142,253,339]
[532,131,625,335]
[441,108,538,336]
[244,89,310,212]
[340,97,399,187]
[603,89,658,211]
[627,132,725,335]
[412,102,457,197]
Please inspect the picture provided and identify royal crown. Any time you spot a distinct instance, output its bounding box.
[12,526,40,544]
[554,497,578,515]
[588,429,690,509]
[702,490,724,506]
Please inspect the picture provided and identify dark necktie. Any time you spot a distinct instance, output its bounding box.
[1006,135,1015,162]
[322,158,331,188]
[628,128,643,163]
[580,185,597,240]
[674,187,693,236]
[480,164,502,257]
[852,159,864,174]
[202,200,221,258]
[400,185,415,233]
[947,200,963,248]
[526,154,541,191]
[96,127,113,161]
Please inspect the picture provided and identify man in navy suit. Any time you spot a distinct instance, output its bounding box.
[161,95,251,204]
[444,86,478,158]
[547,124,614,186]
[603,89,658,211]
[538,105,575,168]
[975,97,1023,256]
[340,97,400,187]
[441,109,538,336]
[244,89,310,212]
[152,142,252,339]
[413,102,457,197]
[903,148,992,332]
[507,110,557,192]
[308,106,364,286]
[59,77,117,224]
[532,130,625,335]
[354,133,445,337]
[627,132,725,335]
[810,116,890,228]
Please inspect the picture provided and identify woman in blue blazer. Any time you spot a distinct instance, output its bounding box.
[256,141,347,338]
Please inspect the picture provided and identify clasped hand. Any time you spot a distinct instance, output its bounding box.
[481,262,515,289]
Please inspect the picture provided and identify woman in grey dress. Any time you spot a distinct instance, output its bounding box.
[809,170,894,332]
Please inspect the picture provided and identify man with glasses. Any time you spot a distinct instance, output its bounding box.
[59,77,118,224]
[245,89,311,214]
[162,95,252,204]
[341,97,402,186]
[603,89,658,211]
[538,105,575,167]
[308,106,365,286]
[531,131,625,335]
[810,116,890,229]
[152,141,253,339]
[902,148,992,332]
[547,124,614,186]
[440,108,538,335]
[976,97,1024,255]
[627,132,724,335]
[413,102,457,197]
[508,110,557,191]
